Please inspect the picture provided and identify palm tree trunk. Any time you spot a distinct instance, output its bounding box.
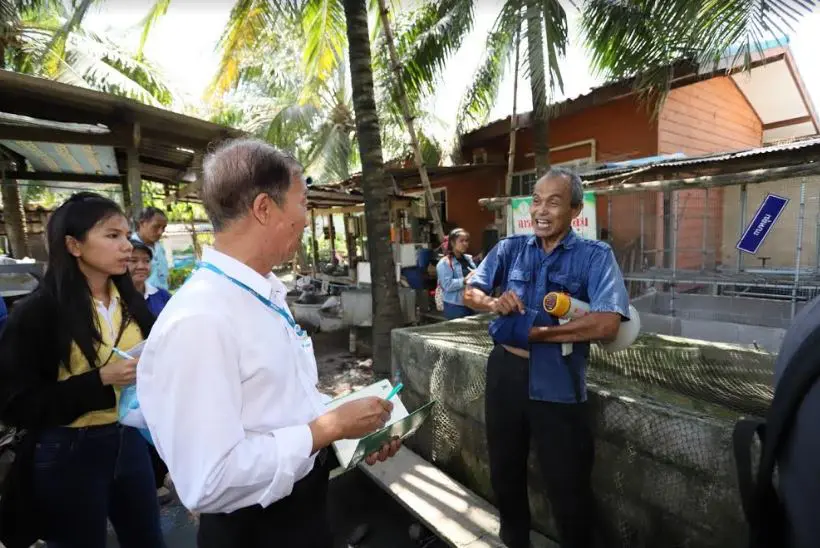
[343,0,403,376]
[376,0,445,242]
[526,0,550,177]
[0,48,29,259]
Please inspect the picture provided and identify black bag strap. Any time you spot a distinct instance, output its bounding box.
[733,417,766,523]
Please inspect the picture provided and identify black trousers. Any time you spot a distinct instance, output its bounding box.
[197,450,334,548]
[485,345,596,548]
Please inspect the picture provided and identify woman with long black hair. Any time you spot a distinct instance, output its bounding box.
[0,192,166,548]
[436,227,477,320]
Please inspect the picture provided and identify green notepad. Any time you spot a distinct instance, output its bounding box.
[325,379,435,469]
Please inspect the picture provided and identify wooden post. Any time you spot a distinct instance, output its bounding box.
[310,209,319,275]
[344,213,356,265]
[327,214,336,265]
[0,162,29,258]
[127,122,142,220]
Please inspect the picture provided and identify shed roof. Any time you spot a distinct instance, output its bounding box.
[0,70,243,196]
[462,45,818,148]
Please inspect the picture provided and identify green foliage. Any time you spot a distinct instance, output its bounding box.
[168,265,193,291]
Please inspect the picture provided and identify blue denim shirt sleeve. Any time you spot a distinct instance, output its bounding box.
[436,258,463,292]
[468,239,509,294]
[489,309,539,348]
[588,245,630,318]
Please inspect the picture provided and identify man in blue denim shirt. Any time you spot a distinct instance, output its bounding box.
[465,167,630,548]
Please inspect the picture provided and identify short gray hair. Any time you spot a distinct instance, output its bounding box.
[201,138,301,231]
[540,166,584,207]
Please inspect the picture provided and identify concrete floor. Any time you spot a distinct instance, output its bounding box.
[108,468,447,548]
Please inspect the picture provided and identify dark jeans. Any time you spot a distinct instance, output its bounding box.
[197,449,334,548]
[443,302,475,320]
[485,345,596,548]
[32,423,166,548]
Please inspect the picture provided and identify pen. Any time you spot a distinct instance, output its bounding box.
[386,383,403,401]
[112,347,134,360]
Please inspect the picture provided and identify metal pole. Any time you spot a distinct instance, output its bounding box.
[737,184,747,272]
[671,191,678,317]
[607,196,612,242]
[702,187,709,271]
[792,181,806,319]
[639,193,645,270]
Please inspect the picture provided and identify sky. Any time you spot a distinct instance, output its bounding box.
[84,1,820,147]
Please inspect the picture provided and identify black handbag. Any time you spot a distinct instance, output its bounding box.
[0,425,41,548]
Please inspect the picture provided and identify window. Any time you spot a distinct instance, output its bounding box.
[511,158,594,196]
[408,187,447,222]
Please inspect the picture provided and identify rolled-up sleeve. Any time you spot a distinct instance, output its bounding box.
[137,313,314,514]
[489,310,539,348]
[587,246,630,319]
[468,240,508,295]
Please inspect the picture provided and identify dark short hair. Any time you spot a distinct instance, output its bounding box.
[138,206,167,224]
[201,138,302,231]
[130,238,153,259]
[539,166,584,207]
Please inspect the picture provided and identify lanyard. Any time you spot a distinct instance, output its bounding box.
[196,261,307,340]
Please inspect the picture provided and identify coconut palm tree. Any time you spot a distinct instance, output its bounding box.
[582,0,816,109]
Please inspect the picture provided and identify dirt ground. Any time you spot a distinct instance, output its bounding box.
[312,328,389,399]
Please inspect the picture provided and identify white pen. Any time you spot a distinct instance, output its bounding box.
[112,347,135,360]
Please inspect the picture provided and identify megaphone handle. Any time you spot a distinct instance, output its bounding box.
[558,318,572,356]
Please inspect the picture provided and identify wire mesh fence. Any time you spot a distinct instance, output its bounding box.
[598,175,820,326]
[395,318,763,548]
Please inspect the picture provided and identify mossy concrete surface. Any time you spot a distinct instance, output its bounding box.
[392,315,772,548]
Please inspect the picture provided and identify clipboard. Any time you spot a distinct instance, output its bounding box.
[325,379,434,469]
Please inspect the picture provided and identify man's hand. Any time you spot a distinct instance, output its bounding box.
[365,438,402,466]
[490,290,526,316]
[99,358,138,386]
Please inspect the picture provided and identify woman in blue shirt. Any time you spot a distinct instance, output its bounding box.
[436,228,477,320]
[127,239,172,497]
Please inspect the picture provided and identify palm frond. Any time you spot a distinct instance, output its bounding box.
[300,0,347,89]
[38,0,94,73]
[582,0,813,113]
[388,0,474,104]
[456,1,520,133]
[207,0,278,99]
[136,0,171,61]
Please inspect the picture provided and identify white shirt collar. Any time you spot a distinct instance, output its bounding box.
[200,247,285,299]
[144,282,159,299]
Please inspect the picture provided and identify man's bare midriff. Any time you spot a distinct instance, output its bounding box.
[502,345,530,359]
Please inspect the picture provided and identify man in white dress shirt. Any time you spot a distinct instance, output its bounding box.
[138,138,400,547]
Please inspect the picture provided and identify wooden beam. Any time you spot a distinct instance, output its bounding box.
[589,163,820,196]
[3,170,122,183]
[762,115,812,131]
[0,125,128,146]
[127,122,142,218]
[138,155,190,171]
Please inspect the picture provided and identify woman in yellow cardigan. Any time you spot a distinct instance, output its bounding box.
[0,193,165,548]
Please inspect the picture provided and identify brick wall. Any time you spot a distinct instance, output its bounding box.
[657,76,763,270]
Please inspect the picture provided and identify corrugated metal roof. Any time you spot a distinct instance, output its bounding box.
[581,137,820,184]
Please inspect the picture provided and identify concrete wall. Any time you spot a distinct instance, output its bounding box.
[392,318,770,548]
[721,175,820,269]
[632,292,798,353]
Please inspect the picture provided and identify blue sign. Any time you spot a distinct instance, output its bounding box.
[736,193,789,254]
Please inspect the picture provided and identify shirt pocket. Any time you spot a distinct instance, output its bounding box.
[547,271,582,299]
[506,269,531,301]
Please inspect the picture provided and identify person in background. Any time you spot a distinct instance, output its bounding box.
[0,296,6,332]
[436,227,477,320]
[127,238,172,501]
[133,206,169,291]
[138,139,400,548]
[0,192,165,548]
[129,239,172,317]
[465,167,630,548]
